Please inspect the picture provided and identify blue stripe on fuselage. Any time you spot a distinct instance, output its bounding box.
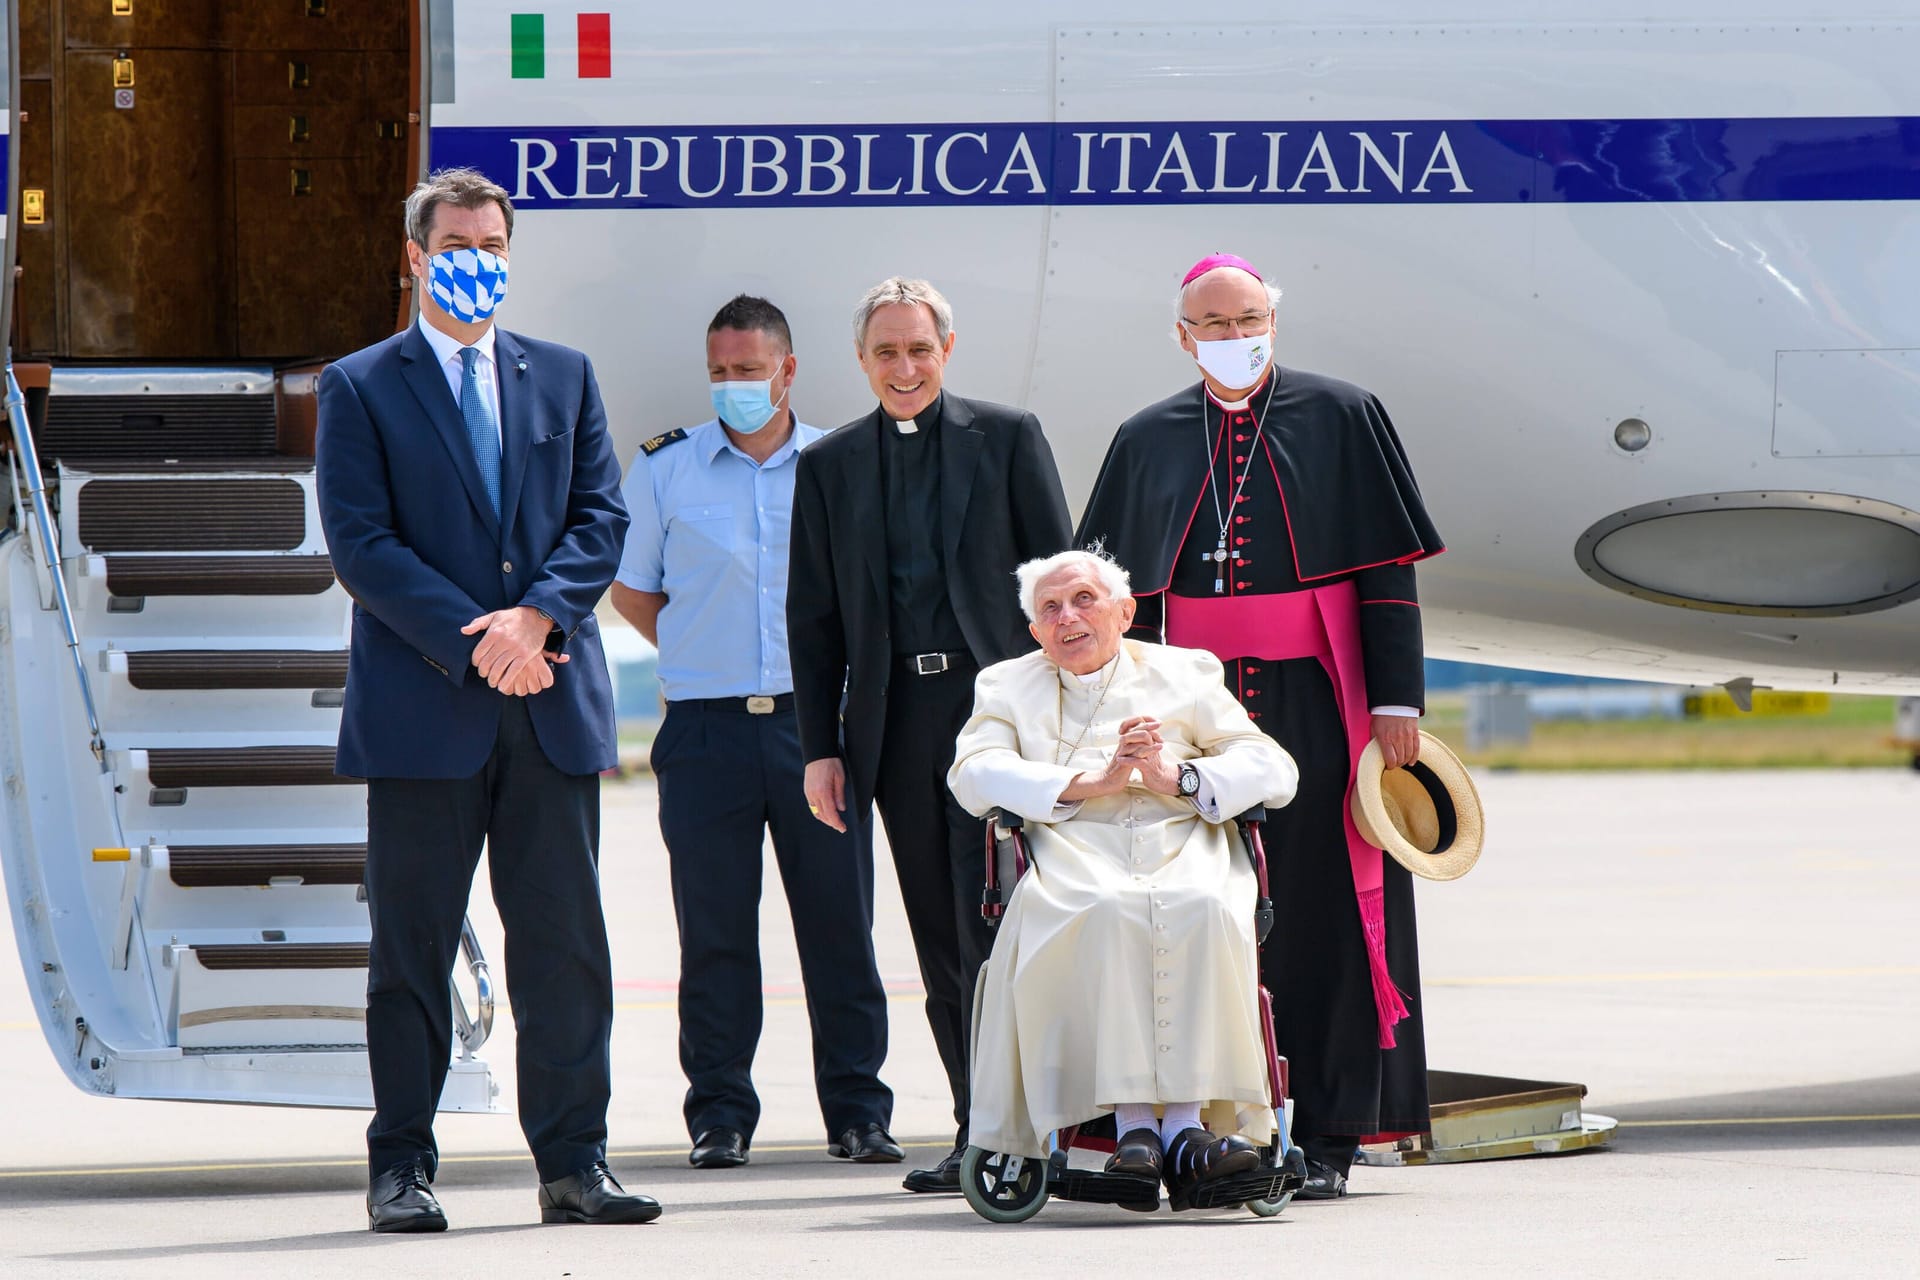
[429,116,1920,210]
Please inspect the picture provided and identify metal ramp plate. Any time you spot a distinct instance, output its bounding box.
[1358,1069,1618,1166]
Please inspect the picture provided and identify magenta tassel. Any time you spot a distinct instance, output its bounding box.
[1358,887,1410,1049]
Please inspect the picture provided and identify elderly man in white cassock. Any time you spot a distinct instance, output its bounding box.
[947,549,1299,1201]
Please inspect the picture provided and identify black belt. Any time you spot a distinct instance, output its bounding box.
[898,650,973,676]
[674,693,793,715]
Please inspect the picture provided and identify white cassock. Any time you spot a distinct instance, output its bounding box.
[948,639,1300,1158]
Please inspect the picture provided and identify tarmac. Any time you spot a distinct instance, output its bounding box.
[3,768,1917,1278]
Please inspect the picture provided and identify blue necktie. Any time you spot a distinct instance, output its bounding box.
[458,346,502,517]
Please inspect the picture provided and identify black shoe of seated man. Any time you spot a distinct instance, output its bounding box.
[689,1127,749,1169]
[1163,1127,1261,1196]
[1104,1128,1165,1180]
[901,1146,964,1193]
[367,1158,446,1234]
[1296,1157,1349,1200]
[538,1161,663,1224]
[828,1121,905,1163]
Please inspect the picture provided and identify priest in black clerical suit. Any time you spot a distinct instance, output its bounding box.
[789,277,1072,1193]
[1077,254,1445,1201]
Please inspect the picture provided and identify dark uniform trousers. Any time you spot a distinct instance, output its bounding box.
[870,658,995,1146]
[364,696,613,1184]
[652,701,892,1142]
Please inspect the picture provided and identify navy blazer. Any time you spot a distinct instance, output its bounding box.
[316,322,629,779]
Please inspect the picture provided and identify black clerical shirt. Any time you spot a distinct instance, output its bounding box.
[882,398,968,655]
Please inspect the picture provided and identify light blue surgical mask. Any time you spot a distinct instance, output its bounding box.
[427,247,509,324]
[710,365,791,434]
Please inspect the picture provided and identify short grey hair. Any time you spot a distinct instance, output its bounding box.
[406,167,515,247]
[1171,266,1284,329]
[853,277,954,349]
[1014,549,1133,624]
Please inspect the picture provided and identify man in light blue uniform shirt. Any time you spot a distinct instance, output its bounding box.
[611,295,898,1172]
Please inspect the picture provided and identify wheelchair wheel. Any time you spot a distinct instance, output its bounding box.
[1248,1192,1289,1217]
[960,1145,1050,1223]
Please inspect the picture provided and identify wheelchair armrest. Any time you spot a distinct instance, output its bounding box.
[989,807,1025,831]
[1233,805,1267,826]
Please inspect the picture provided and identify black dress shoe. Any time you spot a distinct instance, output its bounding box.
[538,1161,663,1224]
[689,1127,749,1169]
[1105,1127,1165,1179]
[1163,1127,1261,1199]
[367,1158,446,1234]
[1297,1157,1349,1200]
[901,1146,964,1193]
[828,1121,905,1163]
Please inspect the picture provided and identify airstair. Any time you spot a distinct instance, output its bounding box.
[0,364,497,1110]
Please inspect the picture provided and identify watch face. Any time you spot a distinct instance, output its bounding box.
[1180,764,1200,795]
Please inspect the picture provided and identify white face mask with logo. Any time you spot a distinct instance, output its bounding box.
[1188,330,1273,391]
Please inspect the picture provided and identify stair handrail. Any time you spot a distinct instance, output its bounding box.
[4,353,105,764]
[451,914,494,1059]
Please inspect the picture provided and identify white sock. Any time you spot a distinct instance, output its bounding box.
[1113,1103,1159,1139]
[1161,1101,1204,1138]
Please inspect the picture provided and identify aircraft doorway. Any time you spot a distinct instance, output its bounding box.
[11,0,418,364]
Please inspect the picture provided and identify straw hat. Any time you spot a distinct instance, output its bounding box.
[1350,731,1484,881]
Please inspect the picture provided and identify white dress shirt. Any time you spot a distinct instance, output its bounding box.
[415,314,502,448]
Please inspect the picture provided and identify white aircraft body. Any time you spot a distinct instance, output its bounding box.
[2,1,1917,1107]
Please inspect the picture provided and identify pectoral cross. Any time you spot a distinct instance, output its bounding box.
[1205,537,1229,593]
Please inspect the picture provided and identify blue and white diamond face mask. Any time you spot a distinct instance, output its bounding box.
[427,247,509,324]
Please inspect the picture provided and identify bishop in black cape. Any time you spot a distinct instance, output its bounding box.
[1077,356,1444,1184]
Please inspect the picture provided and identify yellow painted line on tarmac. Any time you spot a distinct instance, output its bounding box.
[1622,1113,1920,1128]
[0,1139,954,1181]
[1428,965,1920,988]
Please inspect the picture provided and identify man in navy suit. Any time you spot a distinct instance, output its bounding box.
[317,167,658,1232]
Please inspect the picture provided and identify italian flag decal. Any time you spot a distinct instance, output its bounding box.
[511,11,611,79]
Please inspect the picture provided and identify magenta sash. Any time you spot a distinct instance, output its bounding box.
[1164,582,1410,1048]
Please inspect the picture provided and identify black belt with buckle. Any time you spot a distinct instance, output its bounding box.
[676,693,793,714]
[902,650,971,676]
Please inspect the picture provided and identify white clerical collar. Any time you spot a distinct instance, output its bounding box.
[1213,393,1252,411]
[891,418,919,435]
[1065,651,1121,686]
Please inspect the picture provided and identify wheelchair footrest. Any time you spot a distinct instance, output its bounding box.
[1182,1164,1306,1210]
[1049,1165,1162,1211]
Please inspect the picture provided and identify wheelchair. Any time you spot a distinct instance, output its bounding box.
[959,806,1308,1223]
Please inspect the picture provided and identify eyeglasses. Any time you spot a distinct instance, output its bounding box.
[1181,310,1271,340]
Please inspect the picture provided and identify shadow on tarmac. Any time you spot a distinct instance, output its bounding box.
[1608,1071,1920,1153]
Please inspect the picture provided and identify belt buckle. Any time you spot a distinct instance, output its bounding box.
[745,695,776,714]
[914,653,950,676]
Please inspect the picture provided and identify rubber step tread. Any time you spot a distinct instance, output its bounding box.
[190,943,368,971]
[79,478,305,553]
[41,394,275,466]
[146,746,350,788]
[126,650,348,691]
[169,844,366,887]
[104,555,335,597]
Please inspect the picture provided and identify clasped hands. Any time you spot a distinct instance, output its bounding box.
[1059,714,1183,803]
[462,606,566,696]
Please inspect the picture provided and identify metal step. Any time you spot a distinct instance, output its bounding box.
[146,746,348,789]
[123,649,348,691]
[43,368,278,467]
[78,478,306,553]
[168,843,366,888]
[68,458,316,475]
[104,555,335,598]
[190,943,369,971]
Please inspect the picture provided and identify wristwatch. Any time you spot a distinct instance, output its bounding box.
[1177,762,1201,797]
